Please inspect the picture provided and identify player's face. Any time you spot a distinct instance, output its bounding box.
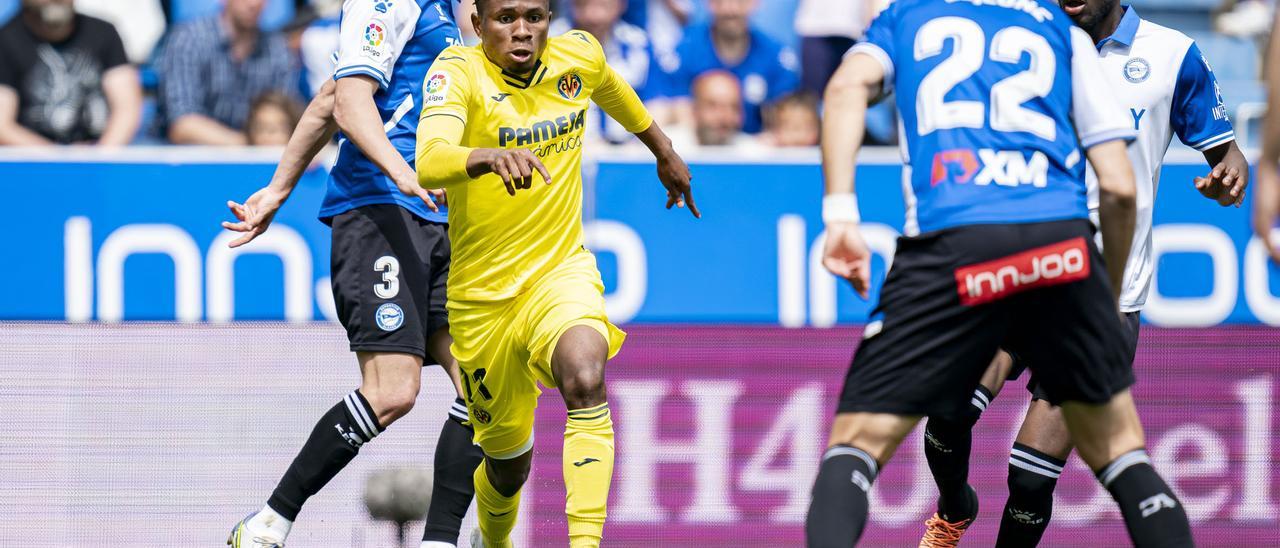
[474,0,552,75]
[1059,0,1118,31]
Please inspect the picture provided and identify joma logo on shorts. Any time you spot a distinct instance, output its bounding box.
[954,237,1090,306]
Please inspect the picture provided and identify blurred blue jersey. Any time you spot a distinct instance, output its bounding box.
[320,0,461,224]
[853,0,1133,235]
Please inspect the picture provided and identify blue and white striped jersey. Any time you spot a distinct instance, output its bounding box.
[852,0,1133,235]
[1080,7,1235,312]
[320,0,461,223]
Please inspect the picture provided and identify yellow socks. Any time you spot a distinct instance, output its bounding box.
[563,403,616,548]
[474,461,519,548]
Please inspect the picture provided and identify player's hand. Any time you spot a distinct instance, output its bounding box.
[221,186,288,248]
[822,221,872,299]
[655,150,700,218]
[429,188,448,207]
[487,148,552,195]
[1194,162,1247,207]
[393,173,442,213]
[1253,162,1280,264]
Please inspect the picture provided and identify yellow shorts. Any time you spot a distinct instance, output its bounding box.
[448,250,626,459]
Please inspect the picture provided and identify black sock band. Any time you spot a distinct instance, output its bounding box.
[1096,450,1194,547]
[970,385,994,414]
[267,390,380,520]
[806,445,878,548]
[422,407,484,543]
[996,443,1064,548]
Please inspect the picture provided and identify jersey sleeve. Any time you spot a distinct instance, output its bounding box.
[846,3,897,94]
[333,0,416,89]
[1068,27,1135,148]
[577,30,653,133]
[1170,42,1234,151]
[416,50,475,186]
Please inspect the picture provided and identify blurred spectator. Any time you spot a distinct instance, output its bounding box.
[1215,0,1274,40]
[656,0,799,134]
[155,0,298,145]
[283,4,339,99]
[245,91,301,146]
[76,0,166,63]
[794,0,873,94]
[647,0,696,55]
[0,0,142,145]
[669,70,756,149]
[552,0,661,143]
[762,91,819,147]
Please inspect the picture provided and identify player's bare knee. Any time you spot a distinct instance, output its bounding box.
[558,364,607,410]
[487,454,532,497]
[827,413,917,464]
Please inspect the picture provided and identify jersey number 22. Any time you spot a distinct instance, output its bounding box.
[914,17,1056,141]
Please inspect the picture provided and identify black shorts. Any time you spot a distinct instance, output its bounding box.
[836,219,1134,420]
[1010,311,1142,401]
[330,204,449,359]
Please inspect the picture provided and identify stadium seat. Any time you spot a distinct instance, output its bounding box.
[171,0,295,31]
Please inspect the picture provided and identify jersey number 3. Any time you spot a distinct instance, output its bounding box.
[914,17,1056,141]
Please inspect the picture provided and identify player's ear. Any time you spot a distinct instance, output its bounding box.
[471,12,482,39]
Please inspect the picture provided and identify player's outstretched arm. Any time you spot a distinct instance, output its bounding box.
[222,79,340,248]
[1087,139,1138,305]
[634,122,699,217]
[1254,12,1280,263]
[334,75,441,210]
[1195,140,1249,207]
[818,52,884,299]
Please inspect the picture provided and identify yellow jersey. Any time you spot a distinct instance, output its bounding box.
[416,31,652,302]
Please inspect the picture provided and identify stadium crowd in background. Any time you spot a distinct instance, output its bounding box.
[0,0,141,145]
[154,0,299,145]
[0,0,1274,151]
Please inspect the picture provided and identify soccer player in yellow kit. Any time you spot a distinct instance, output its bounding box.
[414,1,698,546]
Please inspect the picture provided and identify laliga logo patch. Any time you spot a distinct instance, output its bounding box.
[375,303,404,331]
[1124,57,1150,83]
[558,72,583,100]
[425,72,447,94]
[364,22,385,47]
[424,72,449,106]
[361,20,388,60]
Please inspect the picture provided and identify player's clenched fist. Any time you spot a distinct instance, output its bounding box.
[477,148,553,196]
